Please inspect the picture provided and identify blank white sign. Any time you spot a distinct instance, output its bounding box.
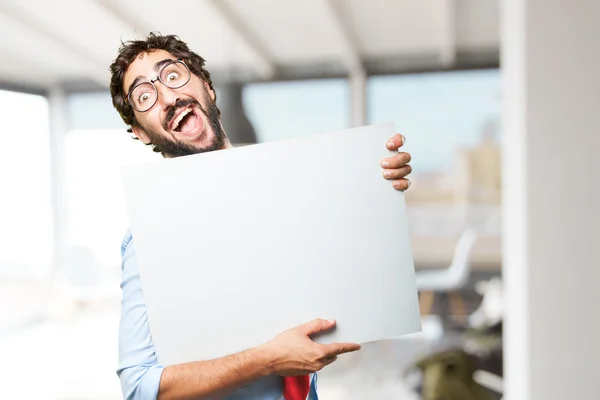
[121,122,421,365]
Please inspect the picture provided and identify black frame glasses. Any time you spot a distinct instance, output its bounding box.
[126,59,191,112]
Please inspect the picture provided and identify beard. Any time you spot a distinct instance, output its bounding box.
[139,92,228,158]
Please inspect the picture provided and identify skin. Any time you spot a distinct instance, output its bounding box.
[123,49,413,400]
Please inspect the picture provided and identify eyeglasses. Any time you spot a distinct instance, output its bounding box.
[126,59,191,112]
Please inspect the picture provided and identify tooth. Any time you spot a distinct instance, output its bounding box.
[172,109,191,131]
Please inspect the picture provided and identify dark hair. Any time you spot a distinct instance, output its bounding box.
[109,32,218,133]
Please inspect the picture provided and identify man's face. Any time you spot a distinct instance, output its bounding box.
[123,49,229,157]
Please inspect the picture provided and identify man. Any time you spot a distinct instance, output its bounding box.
[109,33,413,400]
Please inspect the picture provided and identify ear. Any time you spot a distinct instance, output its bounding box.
[131,124,151,144]
[203,81,216,101]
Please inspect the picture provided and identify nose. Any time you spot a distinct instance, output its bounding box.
[156,82,179,110]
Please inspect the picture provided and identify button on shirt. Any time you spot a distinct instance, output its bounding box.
[117,231,319,400]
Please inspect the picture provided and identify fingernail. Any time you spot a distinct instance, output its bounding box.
[407,179,411,188]
[383,170,391,178]
[401,135,406,145]
[386,141,395,149]
[381,161,390,168]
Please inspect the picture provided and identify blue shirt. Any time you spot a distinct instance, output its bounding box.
[117,231,319,399]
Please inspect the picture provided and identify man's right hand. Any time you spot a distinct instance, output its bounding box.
[259,319,361,376]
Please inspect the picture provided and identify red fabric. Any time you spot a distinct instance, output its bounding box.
[282,375,310,400]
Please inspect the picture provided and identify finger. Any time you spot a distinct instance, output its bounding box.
[321,342,361,357]
[301,318,336,335]
[386,133,406,150]
[382,165,412,180]
[380,152,411,169]
[392,178,411,191]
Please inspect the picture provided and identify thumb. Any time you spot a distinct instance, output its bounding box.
[301,318,335,335]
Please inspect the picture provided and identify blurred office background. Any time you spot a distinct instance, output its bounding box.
[0,1,597,399]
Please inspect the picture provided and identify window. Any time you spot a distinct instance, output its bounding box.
[243,78,350,142]
[0,90,52,277]
[368,69,501,174]
[368,70,502,265]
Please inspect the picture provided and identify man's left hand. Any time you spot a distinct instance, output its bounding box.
[381,133,412,191]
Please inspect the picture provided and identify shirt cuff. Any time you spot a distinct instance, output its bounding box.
[140,365,165,400]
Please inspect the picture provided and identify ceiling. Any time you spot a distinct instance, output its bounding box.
[0,0,499,94]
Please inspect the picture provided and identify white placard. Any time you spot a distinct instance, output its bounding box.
[121,122,421,365]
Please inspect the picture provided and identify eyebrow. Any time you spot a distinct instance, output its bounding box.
[126,58,177,95]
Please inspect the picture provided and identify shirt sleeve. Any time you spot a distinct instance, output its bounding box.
[117,231,165,400]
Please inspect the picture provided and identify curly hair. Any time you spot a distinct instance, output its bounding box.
[109,32,219,133]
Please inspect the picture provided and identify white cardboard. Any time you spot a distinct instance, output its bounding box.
[121,122,421,365]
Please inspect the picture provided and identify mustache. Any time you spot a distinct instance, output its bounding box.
[163,98,203,131]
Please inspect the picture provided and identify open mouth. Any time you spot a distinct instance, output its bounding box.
[170,107,201,137]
